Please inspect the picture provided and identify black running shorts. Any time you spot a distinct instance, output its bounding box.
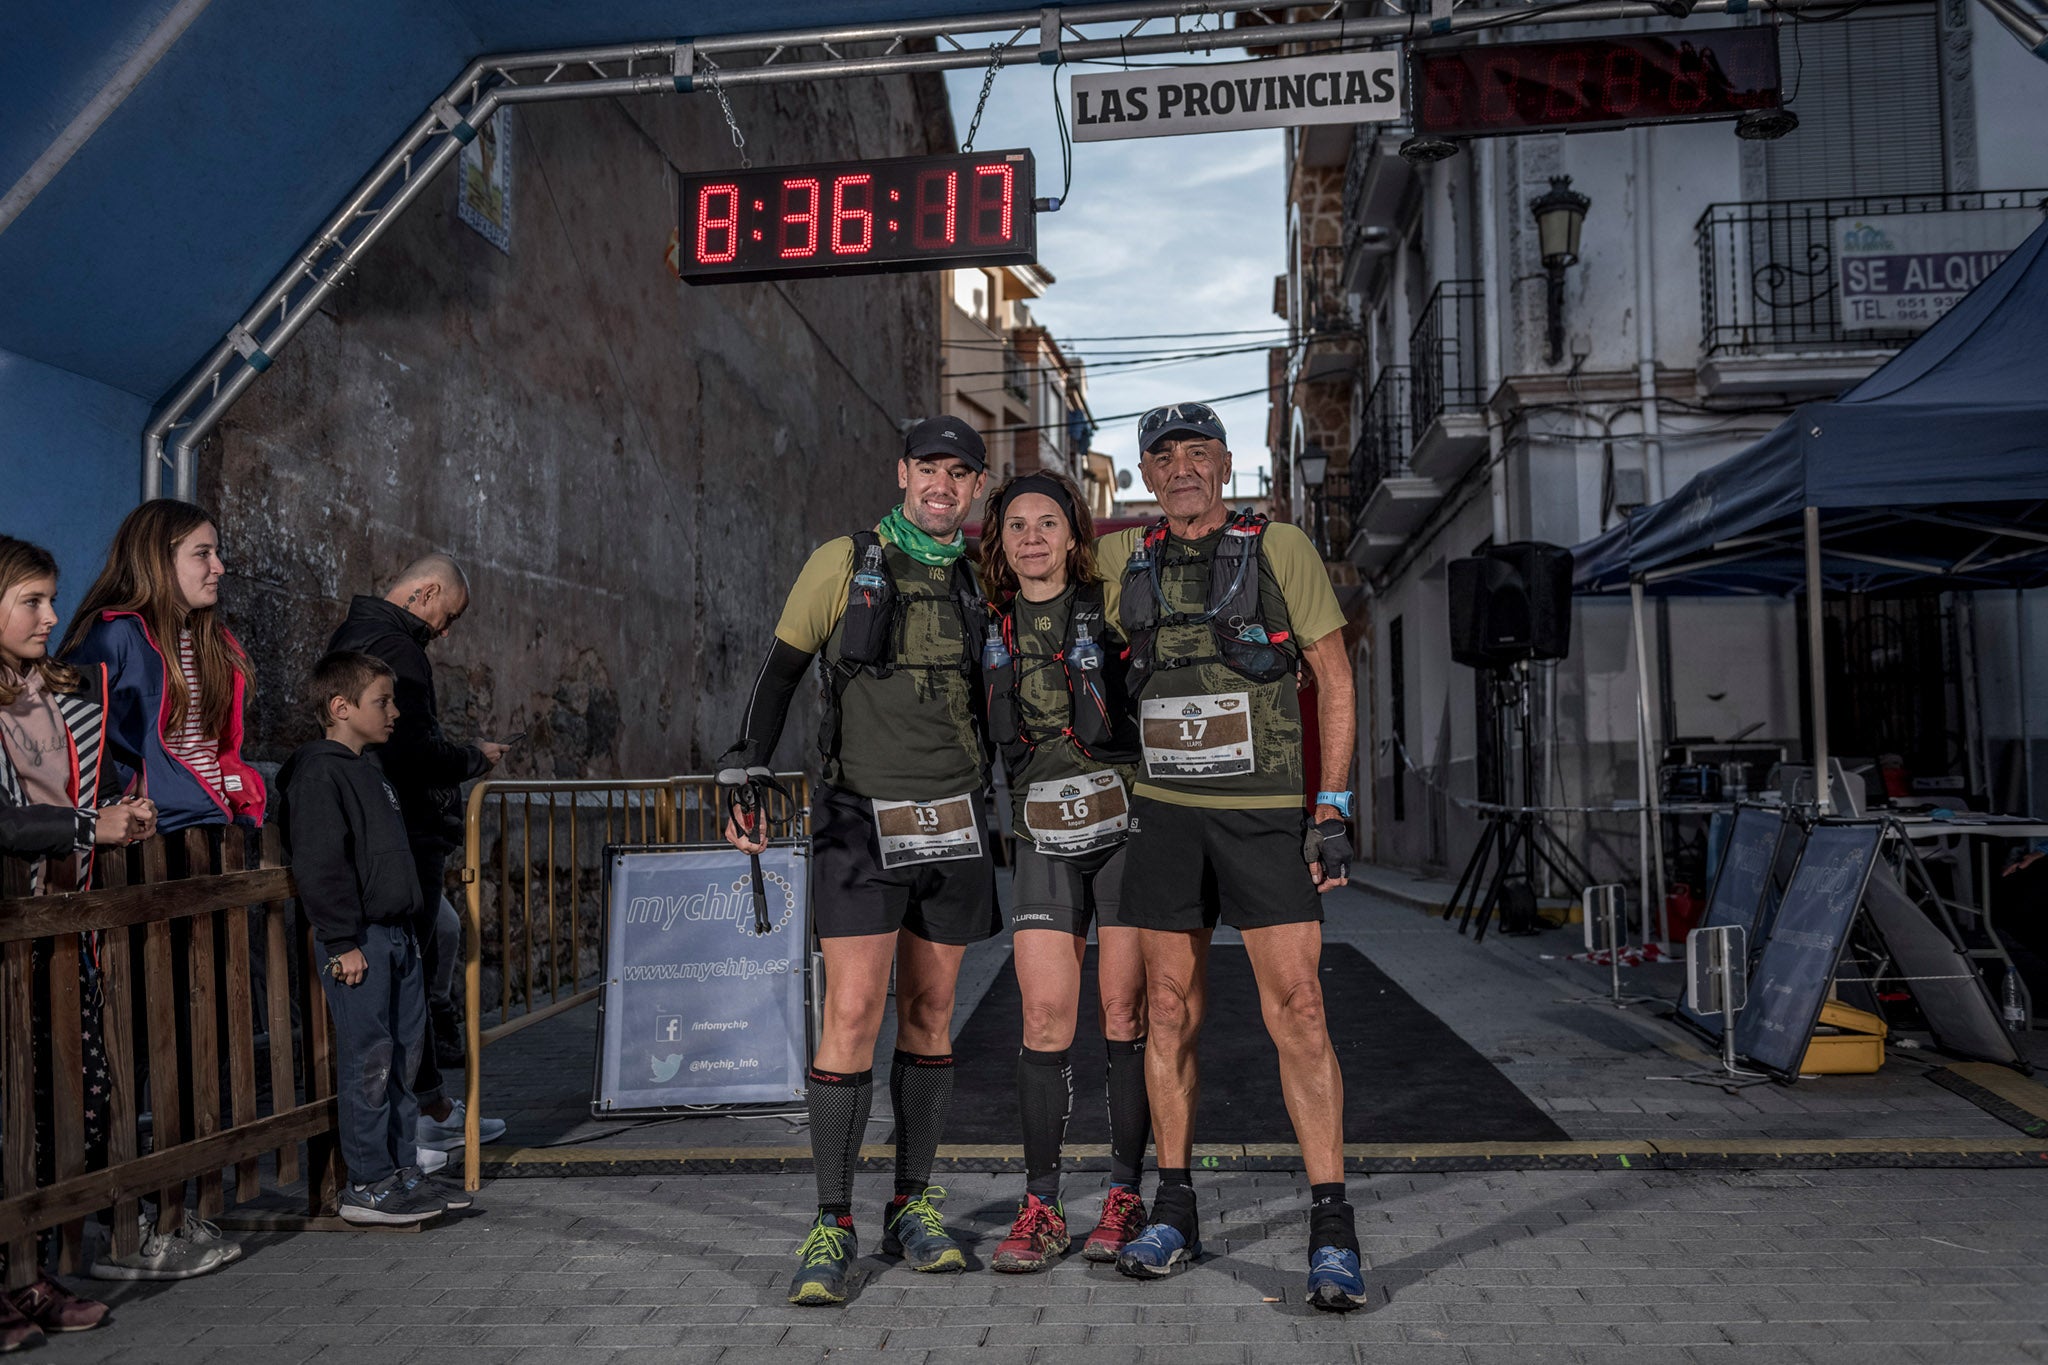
[1118,795,1324,932]
[1008,841,1129,936]
[810,783,1002,944]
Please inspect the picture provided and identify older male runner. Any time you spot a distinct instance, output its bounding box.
[721,416,998,1306]
[1095,402,1365,1311]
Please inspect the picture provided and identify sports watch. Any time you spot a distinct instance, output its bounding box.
[1315,791,1354,818]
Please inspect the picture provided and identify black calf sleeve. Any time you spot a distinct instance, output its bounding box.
[890,1050,955,1198]
[806,1067,874,1216]
[1103,1035,1151,1189]
[1017,1047,1073,1203]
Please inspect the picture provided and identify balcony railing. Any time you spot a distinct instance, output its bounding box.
[1408,280,1485,435]
[1003,345,1027,400]
[1312,465,1354,561]
[1696,189,2048,355]
[1352,365,1412,506]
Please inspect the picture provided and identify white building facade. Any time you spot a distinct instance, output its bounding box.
[1271,6,2048,890]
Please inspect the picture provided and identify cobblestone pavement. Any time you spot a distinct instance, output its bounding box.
[55,1166,2048,1364]
[42,884,2048,1362]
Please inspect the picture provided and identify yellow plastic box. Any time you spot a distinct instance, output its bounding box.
[1799,1000,1887,1075]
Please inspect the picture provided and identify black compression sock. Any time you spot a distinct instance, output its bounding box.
[890,1049,955,1198]
[1017,1047,1073,1205]
[806,1066,873,1217]
[1152,1169,1198,1238]
[1309,1182,1359,1255]
[1103,1036,1151,1191]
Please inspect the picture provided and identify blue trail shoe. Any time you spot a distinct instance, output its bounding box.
[1114,1222,1200,1278]
[1305,1245,1368,1311]
[881,1187,966,1272]
[788,1215,858,1305]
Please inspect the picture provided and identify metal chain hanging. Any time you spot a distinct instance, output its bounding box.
[702,62,752,168]
[959,42,1008,153]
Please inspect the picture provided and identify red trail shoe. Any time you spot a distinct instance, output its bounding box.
[1081,1185,1148,1263]
[991,1193,1069,1273]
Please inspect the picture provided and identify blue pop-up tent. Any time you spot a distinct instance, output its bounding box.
[1574,212,2048,599]
[1569,211,2048,926]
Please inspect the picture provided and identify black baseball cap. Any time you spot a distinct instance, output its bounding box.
[1138,401,1227,452]
[902,415,988,472]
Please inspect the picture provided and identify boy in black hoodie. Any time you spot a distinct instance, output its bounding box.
[278,650,466,1226]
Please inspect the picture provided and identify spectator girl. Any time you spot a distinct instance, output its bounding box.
[0,534,165,1348]
[60,501,265,834]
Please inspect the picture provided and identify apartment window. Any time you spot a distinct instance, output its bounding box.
[1764,10,1945,199]
[1389,615,1406,822]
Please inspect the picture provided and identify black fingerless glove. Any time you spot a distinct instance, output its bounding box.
[1303,817,1354,882]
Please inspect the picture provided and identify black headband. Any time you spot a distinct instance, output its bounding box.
[994,473,1079,532]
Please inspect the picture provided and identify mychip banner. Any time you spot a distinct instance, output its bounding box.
[595,846,809,1111]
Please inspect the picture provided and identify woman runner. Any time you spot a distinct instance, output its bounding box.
[978,471,1152,1272]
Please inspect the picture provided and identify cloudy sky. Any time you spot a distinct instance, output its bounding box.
[943,32,1286,494]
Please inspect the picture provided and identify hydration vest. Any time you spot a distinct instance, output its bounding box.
[1119,510,1297,694]
[982,582,1137,771]
[817,530,987,765]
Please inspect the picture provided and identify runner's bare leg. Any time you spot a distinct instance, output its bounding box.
[1240,920,1343,1185]
[1138,927,1210,1167]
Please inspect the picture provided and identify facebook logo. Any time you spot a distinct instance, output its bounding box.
[655,1013,684,1042]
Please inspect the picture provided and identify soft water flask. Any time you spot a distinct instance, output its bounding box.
[982,624,1011,672]
[1067,622,1102,675]
[853,543,888,604]
[2004,969,2028,1034]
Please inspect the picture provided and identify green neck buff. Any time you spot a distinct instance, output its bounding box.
[877,505,966,567]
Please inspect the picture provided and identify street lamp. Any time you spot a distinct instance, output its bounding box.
[1530,175,1591,366]
[1298,445,1330,488]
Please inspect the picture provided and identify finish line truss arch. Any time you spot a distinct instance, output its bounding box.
[141,0,2048,500]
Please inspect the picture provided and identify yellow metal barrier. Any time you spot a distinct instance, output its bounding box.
[458,773,809,1187]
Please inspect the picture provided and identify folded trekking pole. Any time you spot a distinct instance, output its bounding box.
[716,762,789,934]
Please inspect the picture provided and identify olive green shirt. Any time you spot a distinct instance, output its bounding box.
[773,536,985,801]
[1003,585,1140,843]
[1096,519,1344,810]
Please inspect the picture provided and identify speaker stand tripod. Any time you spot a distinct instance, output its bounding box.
[1445,663,1596,942]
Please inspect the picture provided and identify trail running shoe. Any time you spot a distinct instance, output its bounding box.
[881,1186,966,1272]
[787,1216,858,1306]
[1081,1185,1147,1263]
[1114,1222,1200,1278]
[1305,1245,1368,1312]
[991,1194,1069,1273]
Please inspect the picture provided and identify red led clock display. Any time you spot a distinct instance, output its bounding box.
[1411,29,1781,139]
[678,149,1036,284]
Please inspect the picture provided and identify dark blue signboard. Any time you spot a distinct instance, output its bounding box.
[1733,822,1884,1080]
[1678,805,1790,1040]
[595,846,810,1111]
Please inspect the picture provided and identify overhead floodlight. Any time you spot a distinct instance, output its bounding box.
[1735,107,1800,141]
[1398,135,1460,165]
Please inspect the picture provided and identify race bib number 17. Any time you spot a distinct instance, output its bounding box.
[871,793,984,868]
[1140,692,1254,779]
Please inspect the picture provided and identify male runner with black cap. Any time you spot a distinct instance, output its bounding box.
[1094,402,1367,1311]
[721,415,997,1306]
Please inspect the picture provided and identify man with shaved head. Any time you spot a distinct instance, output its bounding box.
[326,552,510,1167]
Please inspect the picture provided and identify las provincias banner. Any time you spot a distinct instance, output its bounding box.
[1071,51,1403,142]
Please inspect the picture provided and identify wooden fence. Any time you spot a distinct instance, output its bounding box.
[0,827,337,1290]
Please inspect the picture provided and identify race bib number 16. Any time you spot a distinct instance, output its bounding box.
[871,793,984,868]
[1140,692,1254,779]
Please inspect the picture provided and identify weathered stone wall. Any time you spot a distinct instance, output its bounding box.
[205,71,953,779]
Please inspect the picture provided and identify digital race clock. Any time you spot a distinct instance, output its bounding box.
[1410,29,1781,139]
[677,149,1037,285]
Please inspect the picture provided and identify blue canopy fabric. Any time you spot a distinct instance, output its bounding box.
[1574,214,2048,597]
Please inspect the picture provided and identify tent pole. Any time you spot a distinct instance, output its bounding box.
[1805,506,1835,817]
[1631,579,1669,947]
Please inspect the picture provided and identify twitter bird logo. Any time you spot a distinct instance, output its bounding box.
[651,1053,684,1083]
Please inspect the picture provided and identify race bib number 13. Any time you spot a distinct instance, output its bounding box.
[871,793,984,868]
[1141,692,1254,779]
